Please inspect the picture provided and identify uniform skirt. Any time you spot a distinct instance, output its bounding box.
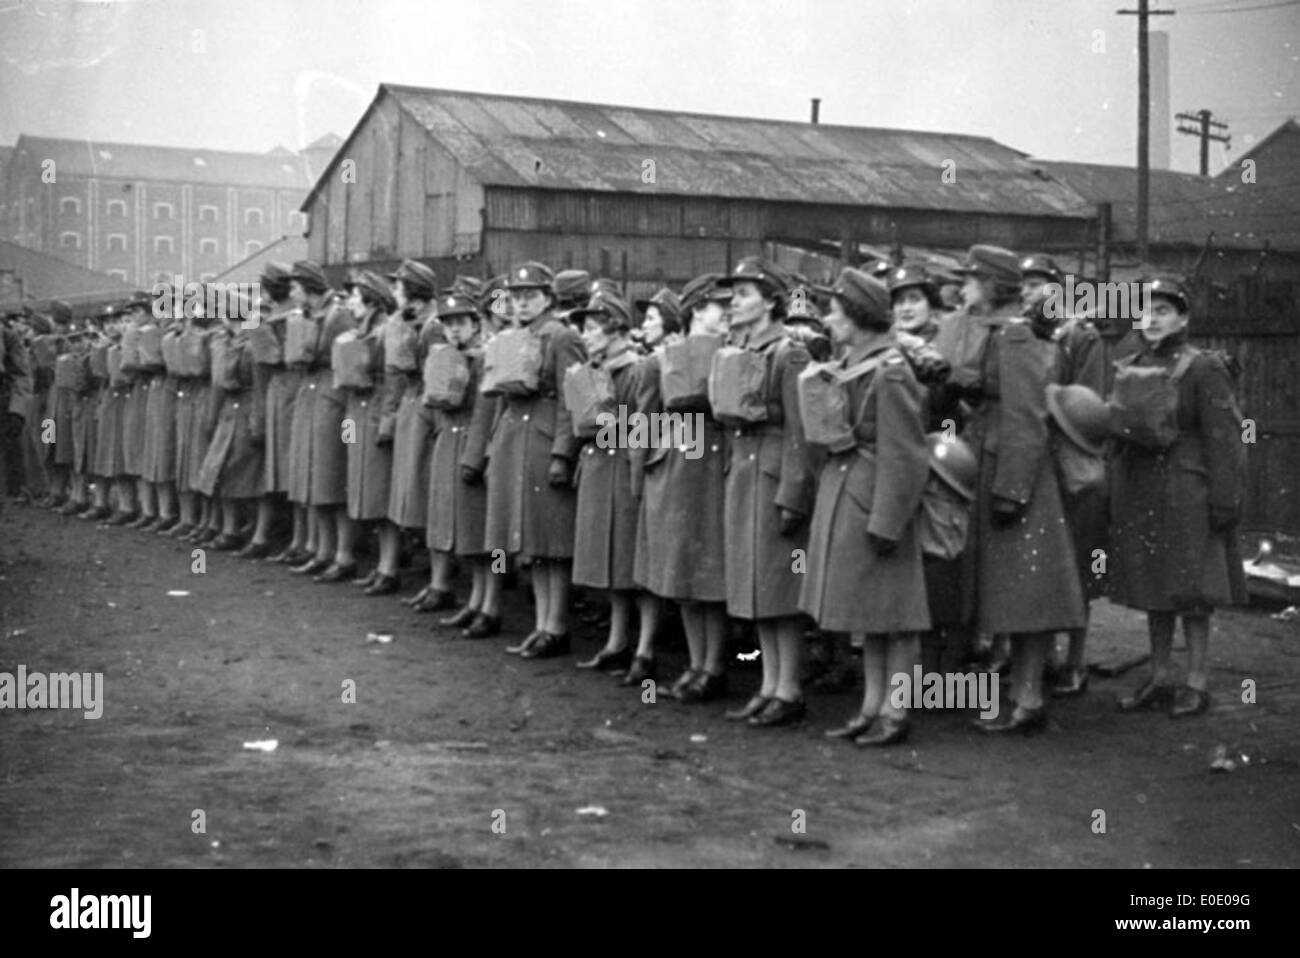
[72,391,97,473]
[140,374,179,483]
[262,366,301,495]
[387,390,436,529]
[344,390,392,521]
[723,426,809,620]
[49,387,77,467]
[799,447,931,634]
[288,367,347,507]
[121,376,152,477]
[427,408,489,556]
[93,386,129,478]
[196,391,264,499]
[174,380,215,494]
[633,422,727,602]
[572,444,639,591]
[485,394,577,559]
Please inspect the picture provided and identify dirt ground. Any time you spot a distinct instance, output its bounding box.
[1,501,1298,868]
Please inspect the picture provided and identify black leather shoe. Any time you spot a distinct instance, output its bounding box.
[461,613,501,639]
[80,505,112,521]
[57,499,85,516]
[1169,686,1211,718]
[139,515,166,532]
[291,556,331,576]
[364,573,401,596]
[521,631,570,659]
[824,713,874,741]
[505,629,546,655]
[402,586,431,607]
[153,516,180,535]
[1118,680,1176,713]
[194,527,220,544]
[619,655,655,686]
[669,668,702,698]
[313,562,358,583]
[105,511,138,527]
[1050,667,1090,698]
[167,522,195,539]
[725,695,771,722]
[211,533,243,551]
[748,696,807,728]
[352,569,378,588]
[576,646,633,672]
[855,714,911,746]
[412,589,456,613]
[235,541,270,559]
[440,605,478,628]
[975,705,1047,734]
[126,513,155,529]
[678,670,728,704]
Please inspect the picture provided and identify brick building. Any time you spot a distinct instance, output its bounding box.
[0,133,339,288]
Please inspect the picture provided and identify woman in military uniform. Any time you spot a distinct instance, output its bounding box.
[321,270,394,586]
[138,301,180,533]
[803,268,932,746]
[170,292,218,540]
[194,292,265,548]
[486,262,586,659]
[566,291,657,680]
[626,274,732,701]
[383,261,445,604]
[1110,275,1247,718]
[238,263,299,559]
[285,261,354,578]
[936,244,1086,734]
[714,258,816,728]
[425,292,502,637]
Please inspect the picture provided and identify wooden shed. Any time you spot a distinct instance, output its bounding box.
[298,85,1095,298]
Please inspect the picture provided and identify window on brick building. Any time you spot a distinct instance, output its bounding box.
[60,231,81,249]
[107,269,128,282]
[107,199,127,217]
[244,208,264,226]
[60,197,81,216]
[153,202,174,220]
[154,235,174,254]
[107,233,127,252]
[199,205,219,223]
[200,238,218,256]
[245,240,263,256]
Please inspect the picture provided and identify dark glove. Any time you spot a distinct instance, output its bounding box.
[460,464,483,486]
[868,533,898,557]
[547,455,571,487]
[991,496,1026,528]
[376,431,393,448]
[777,507,805,537]
[1209,505,1238,533]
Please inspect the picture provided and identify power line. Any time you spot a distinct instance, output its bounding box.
[1181,0,1300,14]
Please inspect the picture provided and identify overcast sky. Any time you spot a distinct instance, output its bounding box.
[1,0,1297,176]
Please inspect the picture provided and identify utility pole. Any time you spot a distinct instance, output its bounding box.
[1175,109,1231,176]
[1119,1,1175,265]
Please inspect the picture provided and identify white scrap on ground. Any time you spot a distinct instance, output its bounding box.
[242,739,279,752]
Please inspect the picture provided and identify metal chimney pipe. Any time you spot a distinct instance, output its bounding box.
[810,98,821,124]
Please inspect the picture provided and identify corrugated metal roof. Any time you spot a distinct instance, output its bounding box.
[10,136,315,189]
[1037,159,1300,251]
[0,238,135,307]
[371,85,1090,218]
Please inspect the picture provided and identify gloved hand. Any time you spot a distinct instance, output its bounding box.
[1209,505,1238,533]
[376,431,394,448]
[777,507,805,537]
[991,496,1026,528]
[460,464,483,486]
[547,455,571,487]
[868,533,898,557]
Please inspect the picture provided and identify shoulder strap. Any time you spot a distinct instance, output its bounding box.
[1169,346,1199,383]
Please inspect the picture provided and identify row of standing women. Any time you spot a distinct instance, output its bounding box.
[22,245,1247,745]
